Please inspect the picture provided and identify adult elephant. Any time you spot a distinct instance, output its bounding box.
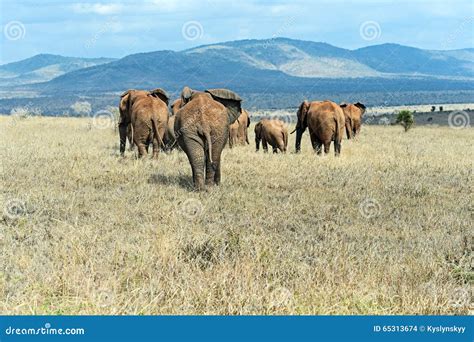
[228,109,250,148]
[340,102,366,139]
[174,86,242,190]
[292,100,345,156]
[119,88,169,158]
[254,118,288,153]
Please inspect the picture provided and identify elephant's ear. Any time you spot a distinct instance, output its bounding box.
[205,88,242,124]
[149,88,169,105]
[181,86,194,105]
[119,90,131,123]
[120,90,132,98]
[354,102,366,114]
[296,100,310,129]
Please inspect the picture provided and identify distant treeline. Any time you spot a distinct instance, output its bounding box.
[0,90,473,116]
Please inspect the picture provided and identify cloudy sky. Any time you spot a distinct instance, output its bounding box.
[1,0,473,64]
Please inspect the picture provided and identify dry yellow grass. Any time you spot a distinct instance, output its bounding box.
[0,115,472,315]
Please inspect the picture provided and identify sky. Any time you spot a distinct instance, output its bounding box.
[1,0,473,64]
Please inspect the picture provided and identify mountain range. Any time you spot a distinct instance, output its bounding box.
[0,54,116,86]
[0,38,473,112]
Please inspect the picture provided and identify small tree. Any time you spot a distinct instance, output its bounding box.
[396,110,414,132]
[71,101,92,117]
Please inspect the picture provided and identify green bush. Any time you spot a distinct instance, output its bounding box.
[396,110,415,132]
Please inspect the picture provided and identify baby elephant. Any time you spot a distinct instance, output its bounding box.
[255,119,288,153]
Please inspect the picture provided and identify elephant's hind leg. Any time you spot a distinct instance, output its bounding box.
[276,138,286,153]
[311,134,322,155]
[136,142,148,158]
[205,154,215,187]
[262,138,269,153]
[213,161,221,185]
[334,139,342,157]
[323,142,331,155]
[207,141,224,186]
[183,137,206,190]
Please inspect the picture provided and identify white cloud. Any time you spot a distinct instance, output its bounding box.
[72,3,123,15]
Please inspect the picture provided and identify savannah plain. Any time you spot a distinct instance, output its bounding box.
[0,114,472,315]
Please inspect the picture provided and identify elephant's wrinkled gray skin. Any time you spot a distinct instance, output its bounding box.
[174,87,242,190]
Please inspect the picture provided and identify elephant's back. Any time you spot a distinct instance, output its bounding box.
[132,95,167,113]
[307,101,342,137]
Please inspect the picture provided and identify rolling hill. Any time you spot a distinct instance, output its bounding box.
[24,38,474,93]
[0,38,472,112]
[0,54,116,86]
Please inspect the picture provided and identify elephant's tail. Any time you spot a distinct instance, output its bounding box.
[334,115,341,143]
[129,124,135,149]
[204,130,214,166]
[151,116,165,149]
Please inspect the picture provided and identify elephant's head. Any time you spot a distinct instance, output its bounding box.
[148,88,169,105]
[205,88,242,125]
[292,100,310,153]
[354,102,366,116]
[181,86,194,105]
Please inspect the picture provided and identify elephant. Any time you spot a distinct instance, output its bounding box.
[174,86,242,190]
[119,88,169,158]
[254,118,288,153]
[340,102,366,139]
[228,109,250,148]
[292,100,345,156]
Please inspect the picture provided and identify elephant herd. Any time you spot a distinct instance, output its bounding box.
[118,86,366,190]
